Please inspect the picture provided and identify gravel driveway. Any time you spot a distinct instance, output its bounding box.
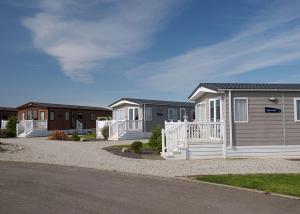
[1,137,300,177]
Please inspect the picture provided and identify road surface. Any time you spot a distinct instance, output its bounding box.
[0,161,299,214]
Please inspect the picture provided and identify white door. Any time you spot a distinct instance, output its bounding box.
[180,108,186,121]
[209,99,222,139]
[128,107,139,129]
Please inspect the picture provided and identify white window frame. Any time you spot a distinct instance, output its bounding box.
[196,102,207,122]
[113,109,125,120]
[145,107,152,121]
[209,97,223,122]
[233,97,249,123]
[294,98,300,122]
[49,112,55,121]
[128,107,140,120]
[40,111,45,121]
[168,108,178,121]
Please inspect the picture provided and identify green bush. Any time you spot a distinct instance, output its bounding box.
[6,116,17,137]
[0,129,8,138]
[149,125,162,153]
[101,125,109,140]
[71,132,80,141]
[130,141,143,153]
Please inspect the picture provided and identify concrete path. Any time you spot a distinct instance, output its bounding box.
[1,137,300,177]
[1,161,299,214]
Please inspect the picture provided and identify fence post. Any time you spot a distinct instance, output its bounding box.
[183,118,188,149]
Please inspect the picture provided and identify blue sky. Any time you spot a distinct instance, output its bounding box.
[1,0,300,108]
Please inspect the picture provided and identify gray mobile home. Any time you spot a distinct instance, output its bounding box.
[106,98,195,140]
[162,83,300,160]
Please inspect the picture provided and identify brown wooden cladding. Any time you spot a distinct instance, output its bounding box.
[17,106,111,131]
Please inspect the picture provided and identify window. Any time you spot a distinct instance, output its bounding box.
[191,109,195,120]
[27,111,32,120]
[65,112,70,121]
[234,98,248,123]
[168,109,178,121]
[196,103,206,122]
[145,107,152,121]
[21,112,25,120]
[114,109,125,120]
[49,112,55,121]
[40,111,45,120]
[294,98,300,122]
[209,99,222,122]
[91,112,96,120]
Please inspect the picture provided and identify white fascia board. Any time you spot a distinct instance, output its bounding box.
[188,86,218,101]
[110,100,140,108]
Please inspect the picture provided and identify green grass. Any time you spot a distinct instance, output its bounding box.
[79,133,96,140]
[112,142,151,149]
[194,174,300,197]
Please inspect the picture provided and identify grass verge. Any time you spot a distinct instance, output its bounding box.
[112,143,151,149]
[194,174,300,198]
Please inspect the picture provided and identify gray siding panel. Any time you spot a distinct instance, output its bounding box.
[226,91,300,146]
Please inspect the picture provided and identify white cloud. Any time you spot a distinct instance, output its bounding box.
[130,0,300,92]
[22,0,180,82]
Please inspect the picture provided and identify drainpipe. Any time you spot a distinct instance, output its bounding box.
[143,104,146,133]
[229,90,233,148]
[282,92,286,145]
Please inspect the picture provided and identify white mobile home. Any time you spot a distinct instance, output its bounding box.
[162,83,300,160]
[104,98,195,140]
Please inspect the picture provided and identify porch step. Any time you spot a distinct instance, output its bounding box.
[187,142,223,159]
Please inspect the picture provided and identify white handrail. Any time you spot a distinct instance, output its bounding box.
[17,120,48,137]
[108,120,143,139]
[163,121,224,155]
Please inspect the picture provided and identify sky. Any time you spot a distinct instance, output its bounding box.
[1,0,300,108]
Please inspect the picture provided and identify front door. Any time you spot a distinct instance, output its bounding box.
[209,98,222,139]
[128,107,139,130]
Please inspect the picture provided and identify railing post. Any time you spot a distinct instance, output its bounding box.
[161,128,165,154]
[222,122,227,158]
[183,118,188,149]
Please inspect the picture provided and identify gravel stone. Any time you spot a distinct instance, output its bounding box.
[0,137,300,177]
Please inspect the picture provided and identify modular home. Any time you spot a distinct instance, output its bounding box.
[0,107,17,129]
[17,102,111,137]
[162,83,300,160]
[100,98,195,140]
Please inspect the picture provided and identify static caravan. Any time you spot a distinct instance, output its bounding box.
[162,83,300,160]
[101,98,195,140]
[16,102,111,137]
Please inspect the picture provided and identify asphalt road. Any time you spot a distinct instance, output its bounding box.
[0,161,299,214]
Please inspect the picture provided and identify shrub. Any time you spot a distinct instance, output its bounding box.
[101,125,109,140]
[130,141,143,153]
[149,125,162,153]
[0,129,8,138]
[6,116,17,137]
[48,130,69,141]
[71,132,80,141]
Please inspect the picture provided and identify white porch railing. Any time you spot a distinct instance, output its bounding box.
[17,120,48,137]
[109,120,143,139]
[1,120,8,129]
[162,120,224,155]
